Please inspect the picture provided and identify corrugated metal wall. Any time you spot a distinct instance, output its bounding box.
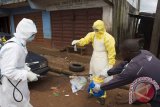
[51,8,102,49]
[14,12,43,43]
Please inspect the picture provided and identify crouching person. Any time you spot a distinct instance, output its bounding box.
[91,39,160,107]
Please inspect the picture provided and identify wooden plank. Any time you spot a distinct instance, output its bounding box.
[150,0,160,56]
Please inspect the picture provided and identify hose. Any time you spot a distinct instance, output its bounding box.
[7,79,23,102]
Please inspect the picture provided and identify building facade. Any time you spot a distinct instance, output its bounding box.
[0,0,138,52]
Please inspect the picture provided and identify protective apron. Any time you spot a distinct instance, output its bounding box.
[90,35,113,82]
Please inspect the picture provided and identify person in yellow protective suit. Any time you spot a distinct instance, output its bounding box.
[71,20,116,105]
[2,36,6,43]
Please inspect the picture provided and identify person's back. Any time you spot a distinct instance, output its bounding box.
[133,50,160,83]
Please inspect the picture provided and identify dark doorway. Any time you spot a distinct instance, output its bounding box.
[129,12,155,50]
[0,17,10,33]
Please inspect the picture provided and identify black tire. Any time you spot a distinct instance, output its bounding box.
[69,63,85,72]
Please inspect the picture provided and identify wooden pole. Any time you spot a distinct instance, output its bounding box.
[150,0,160,56]
[137,0,140,12]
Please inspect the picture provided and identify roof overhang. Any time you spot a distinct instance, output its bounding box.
[129,12,155,19]
[28,0,112,11]
[0,1,28,8]
[0,8,10,17]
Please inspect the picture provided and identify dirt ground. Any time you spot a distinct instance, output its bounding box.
[28,45,151,107]
[29,72,150,107]
[28,45,90,75]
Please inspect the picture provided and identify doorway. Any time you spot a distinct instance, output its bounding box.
[0,16,10,33]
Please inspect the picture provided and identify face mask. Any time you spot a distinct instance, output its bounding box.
[93,28,99,32]
[27,34,35,42]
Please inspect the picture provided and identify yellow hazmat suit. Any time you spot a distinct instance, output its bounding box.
[72,20,116,100]
[72,20,116,78]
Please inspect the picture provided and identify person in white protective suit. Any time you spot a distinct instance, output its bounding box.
[71,20,116,105]
[0,18,39,107]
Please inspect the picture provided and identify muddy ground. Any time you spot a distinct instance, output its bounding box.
[28,45,150,107]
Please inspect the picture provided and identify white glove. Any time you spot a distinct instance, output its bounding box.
[25,64,31,71]
[27,71,39,82]
[71,40,80,45]
[92,83,101,93]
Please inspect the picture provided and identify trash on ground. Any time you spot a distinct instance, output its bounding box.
[51,86,60,97]
[70,76,87,93]
[53,93,60,97]
[74,45,77,51]
[50,86,58,90]
[65,94,70,97]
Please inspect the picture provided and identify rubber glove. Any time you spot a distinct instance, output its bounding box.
[25,64,31,71]
[71,40,80,45]
[90,81,101,93]
[27,71,39,82]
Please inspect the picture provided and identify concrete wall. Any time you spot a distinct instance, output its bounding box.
[102,4,113,33]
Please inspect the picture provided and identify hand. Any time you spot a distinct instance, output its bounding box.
[25,64,31,71]
[27,71,39,82]
[89,81,101,93]
[92,83,101,93]
[71,40,79,45]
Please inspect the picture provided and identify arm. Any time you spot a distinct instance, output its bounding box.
[101,62,140,91]
[107,61,128,76]
[104,33,116,66]
[0,44,28,81]
[77,32,94,46]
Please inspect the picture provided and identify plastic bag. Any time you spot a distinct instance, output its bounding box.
[74,45,77,51]
[70,76,87,93]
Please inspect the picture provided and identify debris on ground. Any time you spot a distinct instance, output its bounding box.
[75,93,78,96]
[65,94,70,97]
[70,76,87,93]
[29,46,149,107]
[50,86,60,97]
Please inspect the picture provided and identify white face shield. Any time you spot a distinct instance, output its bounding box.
[27,34,36,42]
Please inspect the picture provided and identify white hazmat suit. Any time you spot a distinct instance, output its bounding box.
[0,18,38,107]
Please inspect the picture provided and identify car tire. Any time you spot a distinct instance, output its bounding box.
[69,63,84,72]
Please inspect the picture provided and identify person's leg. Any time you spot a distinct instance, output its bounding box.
[88,89,94,98]
[97,91,106,105]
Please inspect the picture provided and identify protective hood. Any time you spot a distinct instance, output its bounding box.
[14,18,37,45]
[92,20,106,39]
